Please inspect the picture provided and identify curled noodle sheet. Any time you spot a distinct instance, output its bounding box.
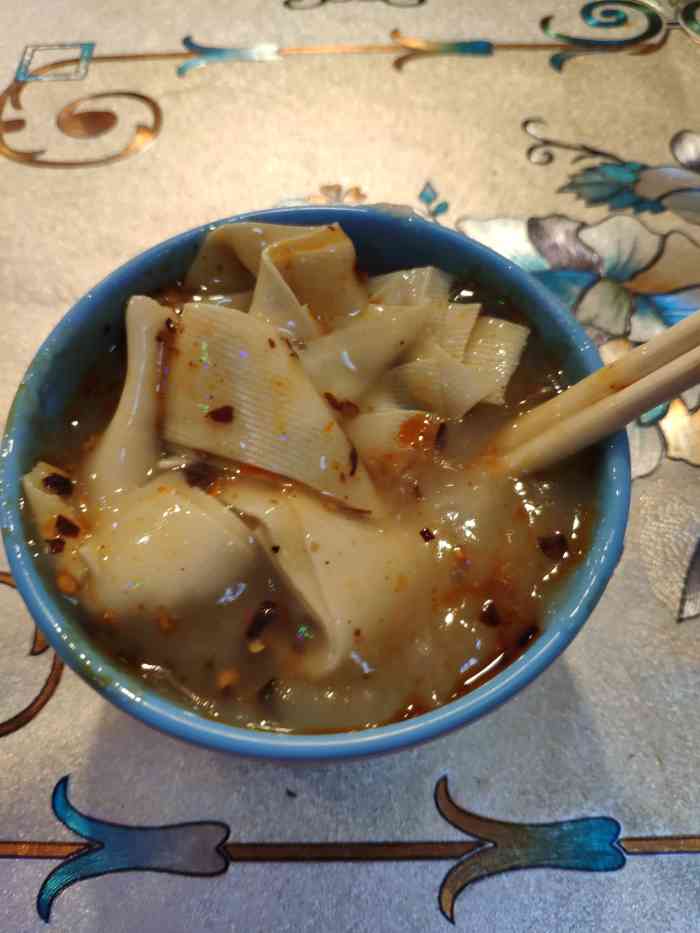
[185,227,255,292]
[216,290,253,312]
[299,306,428,402]
[368,266,453,306]
[404,302,480,362]
[249,249,322,342]
[22,461,87,584]
[430,302,481,360]
[220,482,434,678]
[281,491,435,678]
[260,224,368,330]
[389,340,499,419]
[201,222,326,277]
[191,222,369,336]
[463,316,530,405]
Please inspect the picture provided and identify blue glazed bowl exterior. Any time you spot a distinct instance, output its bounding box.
[0,207,630,760]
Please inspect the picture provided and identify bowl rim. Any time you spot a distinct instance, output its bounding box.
[1,205,631,760]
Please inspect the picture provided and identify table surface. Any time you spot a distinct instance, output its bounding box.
[2,3,700,931]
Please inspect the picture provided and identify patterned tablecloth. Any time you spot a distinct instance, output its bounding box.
[2,2,700,930]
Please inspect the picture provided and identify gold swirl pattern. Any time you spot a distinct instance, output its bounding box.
[0,64,163,168]
[0,6,697,167]
[0,571,65,737]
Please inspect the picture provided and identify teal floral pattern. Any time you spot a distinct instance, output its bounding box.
[525,120,700,226]
[561,162,667,215]
[456,212,700,477]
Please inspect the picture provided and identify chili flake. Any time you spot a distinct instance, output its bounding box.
[207,405,234,424]
[480,599,502,627]
[537,532,568,561]
[216,668,240,692]
[247,601,280,640]
[156,609,176,634]
[42,473,73,497]
[55,515,80,538]
[57,572,79,595]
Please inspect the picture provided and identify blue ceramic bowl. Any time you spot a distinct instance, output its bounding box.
[1,206,630,760]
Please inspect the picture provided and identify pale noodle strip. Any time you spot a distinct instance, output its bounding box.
[389,341,499,419]
[217,290,253,312]
[359,379,410,413]
[345,410,437,469]
[299,306,428,402]
[221,482,435,678]
[185,226,255,292]
[463,316,530,405]
[433,302,481,360]
[208,222,326,276]
[249,250,322,342]
[368,266,453,305]
[282,490,435,678]
[164,302,380,511]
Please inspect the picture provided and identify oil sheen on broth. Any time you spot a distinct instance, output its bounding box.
[22,223,596,734]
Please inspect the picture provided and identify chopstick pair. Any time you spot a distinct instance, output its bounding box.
[490,310,700,475]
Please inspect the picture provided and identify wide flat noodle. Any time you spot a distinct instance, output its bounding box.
[265,224,367,329]
[432,302,481,359]
[163,302,380,511]
[299,306,428,402]
[463,316,530,405]
[346,409,438,473]
[403,301,479,361]
[185,227,256,292]
[249,249,322,342]
[79,475,260,619]
[84,296,173,508]
[368,266,453,305]
[202,222,326,277]
[281,490,435,678]
[389,340,499,419]
[219,482,434,678]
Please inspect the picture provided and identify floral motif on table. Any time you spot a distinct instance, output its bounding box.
[456,210,700,479]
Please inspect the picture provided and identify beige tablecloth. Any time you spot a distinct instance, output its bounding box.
[1,3,700,930]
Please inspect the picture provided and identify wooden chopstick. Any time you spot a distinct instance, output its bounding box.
[492,310,700,458]
[501,342,700,475]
